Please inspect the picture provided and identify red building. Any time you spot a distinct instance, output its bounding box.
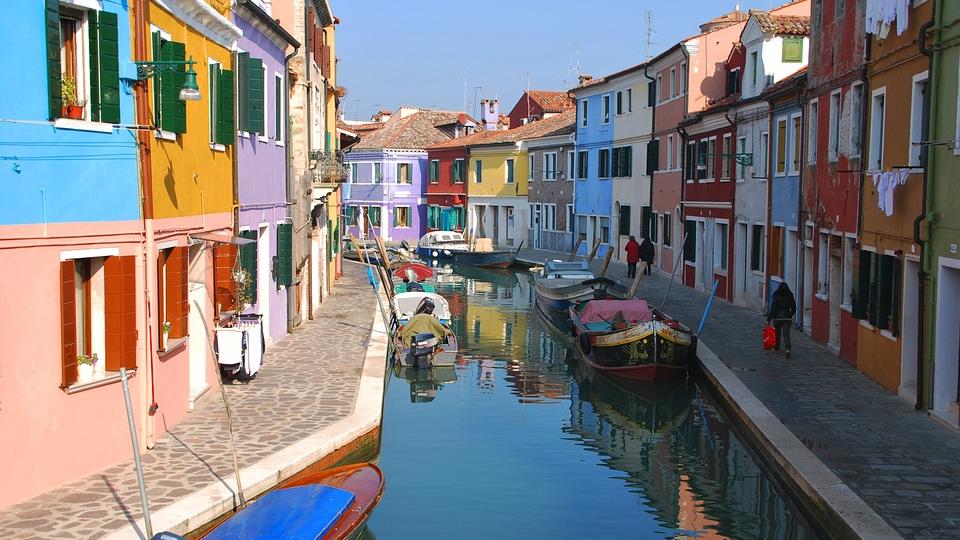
[424,138,474,232]
[507,90,574,129]
[801,0,865,363]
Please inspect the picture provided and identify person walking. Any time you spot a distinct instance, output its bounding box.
[766,282,797,358]
[639,235,655,275]
[624,235,641,279]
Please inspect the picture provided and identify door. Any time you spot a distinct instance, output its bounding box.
[257,224,271,343]
[900,259,920,403]
[187,244,208,404]
[803,243,814,331]
[828,238,842,351]
[505,206,515,246]
[934,264,960,426]
[735,223,747,305]
[534,204,542,250]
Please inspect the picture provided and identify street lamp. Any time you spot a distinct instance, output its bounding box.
[134,56,201,101]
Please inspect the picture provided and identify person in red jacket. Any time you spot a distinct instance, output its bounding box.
[624,235,641,278]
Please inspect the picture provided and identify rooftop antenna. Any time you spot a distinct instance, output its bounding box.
[522,71,531,125]
[463,75,468,112]
[563,43,582,87]
[646,11,654,62]
[473,86,483,121]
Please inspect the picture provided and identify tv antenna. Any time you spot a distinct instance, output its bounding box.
[563,43,582,87]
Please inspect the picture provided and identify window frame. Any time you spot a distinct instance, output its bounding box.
[850,82,864,158]
[721,133,732,181]
[909,70,930,168]
[775,117,788,176]
[274,72,284,145]
[758,131,769,177]
[598,148,611,178]
[790,112,802,175]
[808,98,819,165]
[474,160,483,183]
[505,158,515,184]
[666,134,674,170]
[429,159,440,184]
[737,135,747,181]
[453,158,465,184]
[567,150,575,181]
[869,87,886,171]
[828,89,841,162]
[627,88,633,112]
[393,206,411,228]
[750,223,765,273]
[580,99,588,127]
[577,150,588,179]
[602,94,611,124]
[208,58,220,147]
[543,151,558,181]
[714,221,729,272]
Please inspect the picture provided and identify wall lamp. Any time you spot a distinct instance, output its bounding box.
[134,57,201,101]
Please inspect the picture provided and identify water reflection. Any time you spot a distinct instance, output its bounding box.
[365,268,817,539]
[392,364,457,403]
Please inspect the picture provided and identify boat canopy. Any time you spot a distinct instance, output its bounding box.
[579,299,653,325]
[393,292,452,321]
[543,260,593,279]
[418,230,467,248]
[204,484,355,540]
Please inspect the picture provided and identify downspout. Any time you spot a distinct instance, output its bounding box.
[133,0,159,448]
[644,63,657,268]
[677,45,691,278]
[916,13,936,410]
[301,0,312,324]
[763,100,774,312]
[284,43,299,333]
[796,83,807,330]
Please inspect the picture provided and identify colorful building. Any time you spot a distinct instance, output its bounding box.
[802,0,866,363]
[525,111,577,252]
[507,90,574,129]
[925,0,960,427]
[231,0,300,345]
[344,108,472,243]
[571,75,615,250]
[424,117,479,233]
[854,0,932,398]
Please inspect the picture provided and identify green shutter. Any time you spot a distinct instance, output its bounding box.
[247,57,264,134]
[327,220,333,261]
[624,146,632,176]
[891,256,901,336]
[276,223,293,287]
[683,220,696,262]
[217,69,235,145]
[333,222,339,253]
[160,40,186,133]
[853,250,869,319]
[783,37,803,62]
[275,75,282,140]
[45,0,62,120]
[237,52,249,131]
[92,11,120,123]
[647,140,660,175]
[239,230,257,304]
[152,31,161,127]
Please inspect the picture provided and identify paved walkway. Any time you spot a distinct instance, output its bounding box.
[520,248,960,540]
[0,262,376,539]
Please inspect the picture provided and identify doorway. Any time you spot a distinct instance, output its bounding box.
[505,206,514,246]
[803,242,814,331]
[735,223,747,305]
[828,236,842,351]
[933,262,960,427]
[187,244,208,407]
[900,259,920,403]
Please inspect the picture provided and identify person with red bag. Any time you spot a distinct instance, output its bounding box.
[766,281,797,358]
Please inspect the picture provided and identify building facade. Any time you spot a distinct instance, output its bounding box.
[572,77,615,251]
[525,113,576,252]
[507,90,574,129]
[424,146,469,233]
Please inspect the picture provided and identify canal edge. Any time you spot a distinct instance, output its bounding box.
[101,285,391,539]
[695,341,902,540]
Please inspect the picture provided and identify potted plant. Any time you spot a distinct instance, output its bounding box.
[93,352,105,375]
[162,321,171,350]
[60,77,85,119]
[77,353,97,383]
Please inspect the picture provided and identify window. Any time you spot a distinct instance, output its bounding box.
[348,163,358,183]
[843,236,856,307]
[427,205,440,229]
[715,223,728,271]
[600,217,610,243]
[657,74,663,103]
[829,90,841,161]
[726,68,741,96]
[818,232,829,295]
[721,134,732,180]
[808,99,819,164]
[750,224,765,272]
[627,88,633,112]
[346,205,359,225]
[791,115,802,173]
[611,146,632,177]
[374,162,383,183]
[851,83,864,157]
[759,131,769,176]
[619,205,631,237]
[580,99,588,127]
[275,74,284,143]
[684,220,697,262]
[686,142,697,180]
[394,206,411,228]
[697,140,708,180]
[429,159,440,183]
[543,152,558,180]
[681,63,688,94]
[529,154,535,180]
[545,204,557,231]
[566,204,574,232]
[616,91,623,115]
[397,163,412,184]
[532,204,540,228]
[602,94,610,123]
[237,52,265,135]
[453,158,465,183]
[854,251,901,334]
[662,214,672,247]
[598,148,611,178]
[505,158,515,183]
[577,150,588,179]
[869,89,886,170]
[836,0,845,18]
[158,247,190,345]
[567,151,575,180]
[670,68,677,98]
[667,135,674,170]
[208,59,236,146]
[706,137,716,179]
[751,51,759,90]
[783,37,803,63]
[776,118,787,175]
[367,206,382,227]
[475,160,483,183]
[737,136,747,180]
[648,79,657,107]
[909,72,930,167]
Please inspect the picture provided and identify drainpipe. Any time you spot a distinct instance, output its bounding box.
[300,0,312,325]
[133,0,159,448]
[796,84,807,330]
[285,42,299,333]
[644,63,657,269]
[916,13,937,410]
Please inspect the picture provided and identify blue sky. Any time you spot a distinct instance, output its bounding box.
[334,1,783,122]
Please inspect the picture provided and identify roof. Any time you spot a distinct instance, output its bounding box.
[762,66,808,98]
[525,91,575,113]
[702,9,750,30]
[237,0,300,47]
[752,13,810,35]
[427,109,576,151]
[569,61,648,93]
[349,110,468,151]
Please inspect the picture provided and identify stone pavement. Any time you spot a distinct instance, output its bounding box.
[519,248,960,540]
[0,261,376,539]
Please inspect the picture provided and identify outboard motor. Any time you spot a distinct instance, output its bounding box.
[407,332,439,369]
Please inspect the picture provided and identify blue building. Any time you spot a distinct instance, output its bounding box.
[571,79,615,251]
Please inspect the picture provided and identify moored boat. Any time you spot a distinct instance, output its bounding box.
[449,249,516,268]
[392,295,458,368]
[569,298,695,382]
[531,260,597,316]
[415,230,470,261]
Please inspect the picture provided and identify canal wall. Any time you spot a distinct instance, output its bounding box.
[101,285,391,539]
[695,341,901,540]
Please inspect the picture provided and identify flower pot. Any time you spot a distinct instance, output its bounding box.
[94,359,105,375]
[63,105,84,120]
[77,363,94,384]
[162,332,169,350]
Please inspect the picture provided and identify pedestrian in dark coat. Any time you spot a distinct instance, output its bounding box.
[624,236,641,279]
[767,281,797,358]
[639,236,655,275]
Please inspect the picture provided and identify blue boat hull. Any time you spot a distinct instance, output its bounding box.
[416,246,459,261]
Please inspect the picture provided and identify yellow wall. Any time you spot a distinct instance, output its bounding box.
[324,25,337,152]
[147,2,234,219]
[468,145,528,198]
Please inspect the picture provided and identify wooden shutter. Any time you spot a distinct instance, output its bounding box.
[782,37,803,62]
[105,256,137,371]
[156,250,165,344]
[217,68,235,145]
[239,230,258,304]
[624,146,632,177]
[276,223,293,287]
[852,249,868,319]
[45,0,62,120]
[213,243,238,315]
[684,220,696,262]
[237,52,249,131]
[646,140,659,175]
[164,247,188,338]
[640,206,650,238]
[88,10,100,121]
[647,80,656,107]
[60,260,78,388]
[247,57,265,134]
[274,75,282,139]
[89,10,120,123]
[160,40,187,133]
[152,31,161,127]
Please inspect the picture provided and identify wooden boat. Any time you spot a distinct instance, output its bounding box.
[392,291,450,325]
[450,248,516,268]
[531,260,597,317]
[415,230,470,261]
[393,326,459,368]
[569,297,695,382]
[198,462,384,540]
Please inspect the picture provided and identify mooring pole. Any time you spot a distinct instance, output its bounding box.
[586,239,602,262]
[120,368,153,539]
[598,248,615,277]
[696,279,720,335]
[568,237,583,262]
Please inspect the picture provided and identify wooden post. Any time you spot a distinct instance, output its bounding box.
[627,265,644,298]
[587,239,602,262]
[568,238,583,262]
[598,248,614,277]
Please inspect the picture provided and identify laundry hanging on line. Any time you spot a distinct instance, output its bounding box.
[865,0,909,38]
[871,169,911,217]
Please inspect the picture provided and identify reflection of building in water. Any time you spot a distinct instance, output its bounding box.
[477,359,496,391]
[565,361,807,539]
[501,323,572,402]
[464,273,532,362]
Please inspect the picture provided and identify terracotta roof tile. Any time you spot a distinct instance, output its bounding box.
[761,66,808,97]
[349,109,469,151]
[428,110,576,150]
[526,90,575,113]
[753,13,810,35]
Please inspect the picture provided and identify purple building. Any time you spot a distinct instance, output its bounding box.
[232,1,299,344]
[344,108,474,243]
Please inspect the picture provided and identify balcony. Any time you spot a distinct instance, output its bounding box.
[310,150,347,184]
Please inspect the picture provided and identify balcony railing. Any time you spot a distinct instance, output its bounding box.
[310,150,347,183]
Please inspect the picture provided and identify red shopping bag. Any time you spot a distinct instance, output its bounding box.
[762,325,777,350]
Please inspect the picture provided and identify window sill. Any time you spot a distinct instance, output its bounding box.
[54,118,114,133]
[258,136,269,144]
[720,177,731,182]
[158,337,188,358]
[840,303,853,313]
[156,130,177,142]
[751,270,765,277]
[65,370,131,395]
[275,141,285,147]
[880,329,899,342]
[859,319,875,330]
[239,131,250,138]
[815,292,828,301]
[210,143,226,152]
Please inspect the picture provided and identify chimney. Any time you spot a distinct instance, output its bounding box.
[578,74,593,87]
[481,98,499,131]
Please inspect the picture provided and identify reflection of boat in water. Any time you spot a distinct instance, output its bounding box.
[531,260,596,318]
[392,363,457,403]
[453,264,521,288]
[450,249,516,268]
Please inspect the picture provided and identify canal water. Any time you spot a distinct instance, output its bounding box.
[362,266,818,539]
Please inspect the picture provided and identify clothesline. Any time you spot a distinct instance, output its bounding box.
[865,0,909,38]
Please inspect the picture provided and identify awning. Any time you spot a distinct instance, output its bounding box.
[189,232,255,245]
